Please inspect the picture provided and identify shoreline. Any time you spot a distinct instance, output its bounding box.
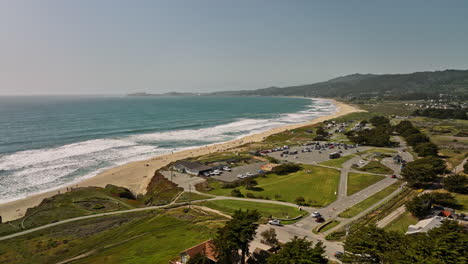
[0,99,363,222]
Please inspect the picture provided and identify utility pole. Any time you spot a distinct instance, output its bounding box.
[188,184,192,209]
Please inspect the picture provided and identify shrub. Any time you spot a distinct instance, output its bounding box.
[231,189,244,197]
[271,164,302,175]
[246,192,256,198]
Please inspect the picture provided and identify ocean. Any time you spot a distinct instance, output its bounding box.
[0,96,336,203]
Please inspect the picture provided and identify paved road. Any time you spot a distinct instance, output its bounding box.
[376,205,406,228]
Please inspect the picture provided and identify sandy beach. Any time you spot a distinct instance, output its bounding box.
[0,99,363,222]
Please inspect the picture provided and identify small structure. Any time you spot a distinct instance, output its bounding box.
[170,239,217,264]
[329,152,341,159]
[406,216,444,235]
[393,154,403,163]
[260,163,279,172]
[173,161,212,176]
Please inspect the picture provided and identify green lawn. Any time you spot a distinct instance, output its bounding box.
[0,208,225,264]
[347,172,386,196]
[356,161,394,174]
[356,148,397,155]
[385,210,418,233]
[319,154,355,168]
[175,192,211,203]
[453,193,468,212]
[199,199,304,221]
[203,165,340,207]
[339,182,401,218]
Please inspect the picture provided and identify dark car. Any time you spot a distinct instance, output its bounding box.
[334,251,344,260]
[315,217,325,223]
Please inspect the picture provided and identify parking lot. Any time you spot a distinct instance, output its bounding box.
[266,144,370,165]
[210,162,267,182]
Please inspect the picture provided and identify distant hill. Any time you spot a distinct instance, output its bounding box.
[130,69,468,99]
[209,70,468,99]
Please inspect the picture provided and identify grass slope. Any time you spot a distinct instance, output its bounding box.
[203,165,340,207]
[385,210,418,233]
[0,208,225,264]
[347,172,386,196]
[199,199,303,221]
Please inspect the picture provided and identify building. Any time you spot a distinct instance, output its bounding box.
[406,216,444,235]
[173,161,213,176]
[170,240,217,264]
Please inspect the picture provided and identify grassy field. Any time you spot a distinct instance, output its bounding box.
[339,182,401,218]
[199,199,303,221]
[356,161,394,174]
[319,154,355,168]
[347,172,386,196]
[0,186,144,237]
[385,210,418,233]
[175,192,211,203]
[202,165,340,207]
[0,208,225,264]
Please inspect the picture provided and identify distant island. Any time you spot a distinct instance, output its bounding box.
[129,69,468,100]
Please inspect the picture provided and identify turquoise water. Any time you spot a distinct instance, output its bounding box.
[0,96,336,202]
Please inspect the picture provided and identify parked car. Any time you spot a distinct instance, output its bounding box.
[315,217,325,223]
[268,219,282,226]
[203,172,211,177]
[312,211,321,218]
[223,166,231,171]
[334,251,344,260]
[391,174,397,178]
[359,160,366,164]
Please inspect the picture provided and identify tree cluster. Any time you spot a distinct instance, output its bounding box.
[412,108,467,120]
[344,221,467,264]
[401,156,446,186]
[394,120,438,157]
[444,174,468,194]
[346,116,393,147]
[405,192,457,219]
[267,237,327,264]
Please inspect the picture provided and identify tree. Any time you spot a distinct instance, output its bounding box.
[267,236,327,264]
[244,178,258,190]
[370,116,390,127]
[444,174,468,194]
[260,228,279,249]
[214,209,260,264]
[464,162,468,174]
[187,253,212,264]
[405,133,430,147]
[231,189,244,197]
[414,142,439,157]
[344,224,403,264]
[271,164,301,175]
[344,221,468,264]
[405,193,434,219]
[401,156,446,186]
[406,192,457,219]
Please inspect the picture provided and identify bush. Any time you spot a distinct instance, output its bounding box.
[295,196,308,206]
[414,142,439,157]
[231,189,244,197]
[406,133,430,147]
[464,162,468,174]
[271,164,302,175]
[246,192,256,198]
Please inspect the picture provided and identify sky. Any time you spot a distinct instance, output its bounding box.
[0,0,467,95]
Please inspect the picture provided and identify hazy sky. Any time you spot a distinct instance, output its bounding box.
[1,0,467,95]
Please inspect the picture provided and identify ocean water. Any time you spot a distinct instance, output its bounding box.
[0,96,336,203]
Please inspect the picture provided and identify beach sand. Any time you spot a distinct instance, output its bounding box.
[0,99,363,222]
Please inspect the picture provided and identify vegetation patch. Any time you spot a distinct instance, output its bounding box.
[0,208,225,264]
[340,182,400,218]
[143,171,183,205]
[175,192,211,203]
[347,172,386,196]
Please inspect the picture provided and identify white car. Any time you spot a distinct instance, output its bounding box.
[223,166,231,171]
[312,211,321,218]
[268,219,281,226]
[245,172,253,177]
[359,160,366,164]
